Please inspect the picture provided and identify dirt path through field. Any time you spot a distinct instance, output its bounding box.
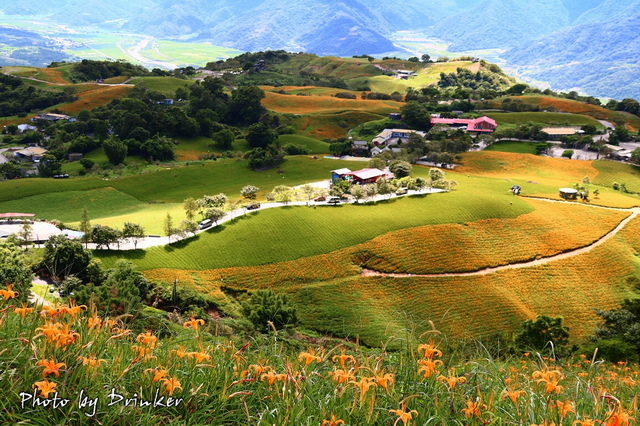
[361,205,640,278]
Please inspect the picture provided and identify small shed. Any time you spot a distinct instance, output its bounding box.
[68,152,84,161]
[559,188,578,199]
[331,168,352,183]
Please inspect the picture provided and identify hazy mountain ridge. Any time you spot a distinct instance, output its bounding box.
[504,14,640,99]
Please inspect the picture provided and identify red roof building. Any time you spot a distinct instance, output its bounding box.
[430,116,497,133]
[343,168,394,185]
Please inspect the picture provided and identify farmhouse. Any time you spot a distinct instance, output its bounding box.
[34,113,71,121]
[606,144,633,161]
[541,127,584,139]
[14,146,47,162]
[429,116,497,133]
[372,129,427,147]
[332,168,394,185]
[559,187,578,199]
[351,140,369,156]
[395,70,416,79]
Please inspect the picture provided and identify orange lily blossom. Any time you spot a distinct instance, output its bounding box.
[14,304,34,318]
[145,367,169,383]
[136,331,158,348]
[0,284,18,300]
[39,305,62,317]
[417,343,442,359]
[77,355,107,368]
[131,345,155,359]
[171,346,189,359]
[329,368,355,384]
[36,359,67,378]
[242,363,272,378]
[60,302,86,319]
[188,351,211,363]
[54,324,80,348]
[33,380,57,398]
[375,372,395,390]
[605,407,635,426]
[332,350,356,368]
[350,378,376,396]
[321,415,345,426]
[389,406,418,425]
[161,377,182,396]
[418,359,443,379]
[461,398,487,419]
[260,371,287,386]
[298,348,322,366]
[501,389,526,404]
[182,317,205,332]
[437,369,466,390]
[551,399,576,419]
[87,314,102,329]
[573,419,600,426]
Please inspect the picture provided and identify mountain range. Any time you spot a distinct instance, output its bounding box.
[0,0,638,99]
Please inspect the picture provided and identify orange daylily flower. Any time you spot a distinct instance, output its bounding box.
[573,419,601,426]
[332,350,356,368]
[417,343,442,359]
[14,304,34,318]
[0,284,18,300]
[242,363,272,378]
[375,372,395,390]
[33,380,57,398]
[87,314,102,329]
[182,317,205,332]
[145,367,169,383]
[136,331,158,348]
[437,369,466,390]
[188,351,211,363]
[36,359,67,378]
[389,406,419,425]
[605,407,635,426]
[461,398,487,419]
[171,346,189,359]
[329,368,356,384]
[60,302,86,318]
[161,376,182,396]
[260,371,287,386]
[299,348,322,366]
[501,389,526,404]
[39,305,62,318]
[350,378,377,395]
[417,359,443,378]
[551,399,576,419]
[77,355,107,368]
[131,345,155,359]
[55,324,80,347]
[321,414,346,426]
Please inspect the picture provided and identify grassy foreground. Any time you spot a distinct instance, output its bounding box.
[1,295,637,425]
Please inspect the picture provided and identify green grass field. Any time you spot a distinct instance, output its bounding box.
[279,134,330,154]
[484,141,539,154]
[96,174,534,270]
[486,111,603,127]
[129,77,192,96]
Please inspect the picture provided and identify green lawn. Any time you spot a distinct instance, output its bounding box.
[129,77,192,96]
[484,141,540,155]
[486,112,602,127]
[95,174,534,270]
[279,134,330,154]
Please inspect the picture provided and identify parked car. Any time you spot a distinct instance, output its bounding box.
[246,202,260,210]
[198,219,213,230]
[396,188,408,195]
[313,196,326,202]
[327,197,341,205]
